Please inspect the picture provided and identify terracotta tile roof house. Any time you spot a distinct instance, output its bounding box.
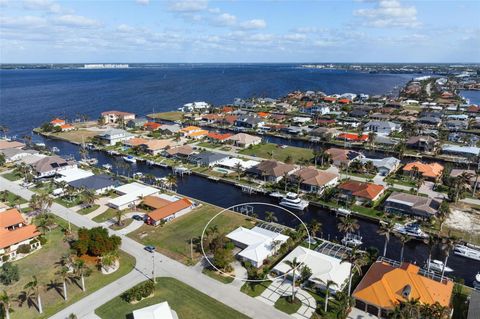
[101,110,135,124]
[143,122,162,131]
[207,132,233,142]
[403,161,444,181]
[124,137,149,147]
[247,160,297,183]
[338,181,385,202]
[352,261,453,318]
[142,195,172,210]
[146,198,193,226]
[220,115,238,125]
[290,167,339,194]
[325,148,363,167]
[0,140,25,150]
[59,124,75,131]
[50,118,66,126]
[0,208,41,263]
[228,133,262,148]
[384,192,441,218]
[165,145,195,158]
[142,139,174,155]
[337,133,369,142]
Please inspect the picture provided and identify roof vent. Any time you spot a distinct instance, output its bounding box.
[402,284,411,299]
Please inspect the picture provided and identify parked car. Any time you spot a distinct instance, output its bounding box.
[132,214,144,221]
[144,245,156,253]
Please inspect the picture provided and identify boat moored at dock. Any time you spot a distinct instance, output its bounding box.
[454,244,480,261]
[279,192,309,210]
[426,259,453,273]
[123,155,136,163]
[393,222,428,239]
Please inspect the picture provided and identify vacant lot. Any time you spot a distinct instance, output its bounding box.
[95,277,249,319]
[239,143,313,163]
[48,129,99,144]
[129,204,253,264]
[147,111,183,122]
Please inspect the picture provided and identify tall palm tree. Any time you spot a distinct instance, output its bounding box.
[56,266,70,300]
[73,259,89,292]
[115,210,126,226]
[396,233,412,263]
[367,131,377,150]
[321,279,337,312]
[30,191,53,215]
[265,211,277,223]
[81,189,97,208]
[284,257,303,302]
[341,248,367,295]
[437,202,451,233]
[166,174,177,191]
[283,172,289,192]
[309,220,322,239]
[0,290,12,319]
[451,172,473,203]
[24,275,43,313]
[377,221,394,257]
[423,234,439,273]
[440,237,456,281]
[337,216,360,236]
[234,162,243,180]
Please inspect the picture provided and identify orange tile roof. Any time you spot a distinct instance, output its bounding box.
[338,133,368,141]
[338,98,352,104]
[188,130,208,137]
[147,198,192,222]
[142,196,172,209]
[323,97,337,102]
[125,137,149,147]
[207,132,233,141]
[353,262,453,310]
[0,225,40,249]
[180,126,201,132]
[60,124,74,130]
[144,122,162,130]
[257,112,269,118]
[50,118,65,124]
[403,162,444,179]
[222,106,234,113]
[339,181,385,200]
[0,208,25,228]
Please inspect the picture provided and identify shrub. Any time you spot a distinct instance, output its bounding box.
[73,227,121,257]
[0,262,19,285]
[17,244,31,254]
[39,236,47,245]
[1,255,9,262]
[122,281,155,303]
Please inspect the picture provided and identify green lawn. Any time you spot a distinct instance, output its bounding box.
[109,218,133,231]
[147,111,184,122]
[92,208,120,223]
[95,277,249,319]
[54,196,83,208]
[2,171,22,181]
[202,268,234,284]
[128,204,253,264]
[4,217,135,319]
[77,204,100,215]
[239,143,313,164]
[196,142,220,149]
[240,281,272,297]
[0,190,28,206]
[274,296,302,314]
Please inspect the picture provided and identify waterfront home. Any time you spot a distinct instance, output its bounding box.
[50,118,74,131]
[445,119,468,131]
[55,167,94,183]
[98,128,134,146]
[309,127,340,140]
[226,226,289,268]
[406,136,437,152]
[441,144,480,159]
[201,113,222,124]
[360,157,400,176]
[17,154,46,166]
[188,151,229,167]
[364,121,402,135]
[33,155,76,178]
[157,124,181,135]
[337,133,368,143]
[338,181,385,204]
[247,160,297,183]
[144,196,194,226]
[0,140,25,150]
[0,148,38,163]
[132,301,176,319]
[289,167,339,194]
[219,114,238,126]
[180,126,208,139]
[384,192,441,218]
[216,157,260,170]
[101,110,135,124]
[228,133,262,148]
[234,115,264,129]
[50,118,66,126]
[373,135,398,147]
[272,246,350,293]
[450,169,478,187]
[402,161,444,182]
[126,117,148,128]
[143,121,162,131]
[325,148,363,167]
[130,139,175,156]
[0,208,41,264]
[352,261,453,318]
[68,174,120,195]
[108,182,159,210]
[179,101,210,112]
[206,132,233,143]
[164,145,195,159]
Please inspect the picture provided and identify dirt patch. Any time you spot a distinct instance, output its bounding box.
[445,208,480,234]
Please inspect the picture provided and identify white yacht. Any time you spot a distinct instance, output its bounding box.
[102,164,112,170]
[474,273,480,290]
[426,259,453,273]
[123,155,136,164]
[341,233,363,247]
[279,192,309,210]
[269,191,284,198]
[393,222,428,239]
[454,244,480,262]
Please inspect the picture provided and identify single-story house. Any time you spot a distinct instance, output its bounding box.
[272,246,350,293]
[228,133,262,148]
[50,118,65,126]
[216,157,260,170]
[226,226,289,268]
[101,110,135,124]
[325,148,363,167]
[364,121,402,135]
[188,152,229,167]
[289,167,339,194]
[402,161,444,182]
[108,182,159,210]
[384,192,441,218]
[164,145,195,159]
[441,144,480,158]
[145,196,194,226]
[353,261,453,318]
[406,136,437,152]
[158,124,181,135]
[337,133,369,143]
[0,140,25,151]
[0,148,38,163]
[360,157,400,176]
[132,301,176,319]
[338,181,385,204]
[247,160,297,183]
[206,132,233,143]
[55,167,94,183]
[68,174,120,195]
[126,118,148,128]
[33,155,77,178]
[98,129,134,146]
[143,122,162,131]
[234,115,264,129]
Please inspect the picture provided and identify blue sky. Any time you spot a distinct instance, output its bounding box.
[1,0,479,63]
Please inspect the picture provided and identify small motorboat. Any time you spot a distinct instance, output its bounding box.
[123,155,136,164]
[426,259,453,273]
[51,146,60,153]
[279,192,309,210]
[474,273,480,290]
[35,142,46,147]
[133,172,143,179]
[341,233,363,247]
[269,191,284,198]
[102,164,112,170]
[336,208,352,216]
[393,222,428,239]
[454,244,480,262]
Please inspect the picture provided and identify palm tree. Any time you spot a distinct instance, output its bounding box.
[234,162,243,180]
[0,290,12,319]
[56,266,70,300]
[416,177,424,194]
[309,220,322,239]
[321,279,337,312]
[115,210,125,226]
[284,257,303,302]
[30,191,53,214]
[81,189,97,208]
[337,216,360,236]
[423,234,439,274]
[341,248,367,295]
[396,233,412,262]
[24,275,43,313]
[451,172,473,203]
[282,172,290,192]
[440,237,456,281]
[437,201,450,232]
[265,211,277,223]
[377,221,394,257]
[367,131,377,149]
[165,174,177,191]
[73,260,89,292]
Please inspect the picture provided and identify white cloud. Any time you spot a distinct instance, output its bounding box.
[168,0,208,12]
[22,0,63,13]
[239,19,266,30]
[0,15,47,28]
[354,0,420,28]
[135,0,149,5]
[214,13,236,26]
[53,15,100,28]
[283,33,307,42]
[117,24,136,33]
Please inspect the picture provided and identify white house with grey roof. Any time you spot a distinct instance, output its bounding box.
[188,151,229,167]
[364,121,402,135]
[441,144,480,158]
[360,157,401,176]
[98,129,134,145]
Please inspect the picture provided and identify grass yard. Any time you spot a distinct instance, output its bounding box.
[109,218,133,230]
[239,143,313,164]
[147,111,184,122]
[0,190,28,206]
[49,129,99,144]
[92,208,120,223]
[2,217,135,319]
[129,204,253,264]
[2,171,22,181]
[77,204,100,215]
[54,196,84,208]
[274,296,302,314]
[196,141,220,149]
[202,268,234,284]
[240,281,272,297]
[95,277,249,319]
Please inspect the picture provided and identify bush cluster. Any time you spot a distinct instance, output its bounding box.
[72,227,121,257]
[17,244,31,254]
[121,281,155,303]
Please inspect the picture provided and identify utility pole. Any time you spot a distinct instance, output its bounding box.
[190,238,193,261]
[152,254,156,283]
